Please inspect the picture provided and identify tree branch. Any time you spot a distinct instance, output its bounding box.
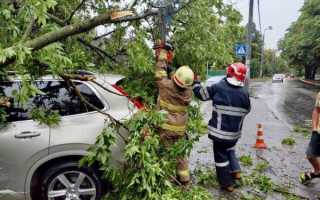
[61,74,129,143]
[93,29,117,41]
[48,14,119,65]
[129,0,139,9]
[47,13,65,26]
[21,16,35,41]
[26,11,157,51]
[77,38,118,63]
[173,0,194,15]
[65,0,87,24]
[1,9,158,67]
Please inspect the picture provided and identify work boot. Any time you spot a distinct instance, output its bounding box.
[231,172,242,188]
[221,185,235,192]
[231,172,241,180]
[181,180,191,191]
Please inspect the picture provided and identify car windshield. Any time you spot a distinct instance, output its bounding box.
[273,74,283,78]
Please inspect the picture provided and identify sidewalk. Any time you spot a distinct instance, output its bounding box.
[300,79,320,87]
[190,97,319,199]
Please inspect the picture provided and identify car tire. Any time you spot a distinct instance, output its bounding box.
[40,161,102,200]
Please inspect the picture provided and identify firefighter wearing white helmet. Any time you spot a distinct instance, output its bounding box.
[173,66,194,88]
[193,62,251,192]
[154,41,194,186]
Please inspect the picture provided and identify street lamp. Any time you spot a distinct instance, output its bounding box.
[259,26,273,78]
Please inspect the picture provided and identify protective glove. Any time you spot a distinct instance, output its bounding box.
[157,49,168,62]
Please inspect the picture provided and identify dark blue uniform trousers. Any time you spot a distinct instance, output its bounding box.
[212,139,241,187]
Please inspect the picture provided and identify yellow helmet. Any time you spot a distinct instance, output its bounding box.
[173,66,194,88]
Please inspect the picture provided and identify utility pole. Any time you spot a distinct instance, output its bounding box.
[246,0,254,86]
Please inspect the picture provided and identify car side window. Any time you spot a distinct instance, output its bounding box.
[0,81,53,122]
[0,82,22,122]
[42,81,104,116]
[0,81,105,122]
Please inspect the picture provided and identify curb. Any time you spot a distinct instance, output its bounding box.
[299,79,320,87]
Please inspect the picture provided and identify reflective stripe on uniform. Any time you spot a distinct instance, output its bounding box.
[215,161,230,167]
[161,123,186,134]
[177,169,190,178]
[155,70,167,78]
[217,112,222,130]
[212,107,247,117]
[227,146,236,151]
[215,105,249,114]
[199,87,210,100]
[159,99,188,113]
[208,126,241,140]
[192,82,201,89]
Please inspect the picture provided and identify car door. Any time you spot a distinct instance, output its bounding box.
[0,81,50,196]
[42,81,107,152]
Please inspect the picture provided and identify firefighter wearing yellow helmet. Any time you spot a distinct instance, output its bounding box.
[154,41,194,186]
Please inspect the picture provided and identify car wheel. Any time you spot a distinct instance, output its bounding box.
[40,161,102,200]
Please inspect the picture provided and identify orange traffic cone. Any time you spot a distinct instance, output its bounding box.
[254,124,267,149]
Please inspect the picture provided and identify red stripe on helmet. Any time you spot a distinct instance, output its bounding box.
[173,75,184,87]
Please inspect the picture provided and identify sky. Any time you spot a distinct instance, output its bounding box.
[228,0,304,50]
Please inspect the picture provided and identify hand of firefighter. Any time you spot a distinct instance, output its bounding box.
[157,49,168,62]
[195,74,201,81]
[154,39,175,64]
[0,97,11,107]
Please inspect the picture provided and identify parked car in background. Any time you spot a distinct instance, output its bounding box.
[0,72,140,200]
[272,74,285,83]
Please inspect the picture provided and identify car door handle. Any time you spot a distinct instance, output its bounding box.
[15,131,41,138]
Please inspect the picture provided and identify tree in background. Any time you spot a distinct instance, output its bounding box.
[245,23,288,78]
[261,49,289,77]
[280,0,320,80]
[172,1,244,74]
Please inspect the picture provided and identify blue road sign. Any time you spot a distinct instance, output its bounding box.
[235,43,247,56]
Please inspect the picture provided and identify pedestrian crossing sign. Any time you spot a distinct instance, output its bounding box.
[235,43,247,56]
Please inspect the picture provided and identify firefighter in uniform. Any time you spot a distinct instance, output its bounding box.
[154,42,194,185]
[193,63,251,192]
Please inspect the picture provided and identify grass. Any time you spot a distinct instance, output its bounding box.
[281,137,296,146]
[194,167,219,188]
[192,162,304,200]
[293,125,310,138]
[254,161,269,172]
[240,155,253,166]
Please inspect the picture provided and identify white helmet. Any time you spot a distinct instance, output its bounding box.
[173,66,194,88]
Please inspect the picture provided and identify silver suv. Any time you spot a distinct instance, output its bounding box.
[0,72,138,200]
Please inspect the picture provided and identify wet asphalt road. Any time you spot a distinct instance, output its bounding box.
[250,79,319,127]
[190,79,320,199]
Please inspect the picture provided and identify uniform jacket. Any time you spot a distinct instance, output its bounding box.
[155,60,192,136]
[193,78,251,140]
